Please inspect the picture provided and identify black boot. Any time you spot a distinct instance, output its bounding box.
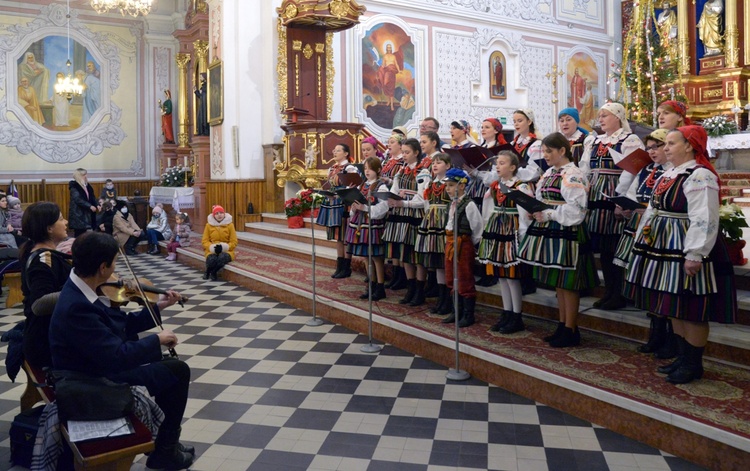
[544,322,565,342]
[146,427,195,470]
[499,311,525,334]
[203,270,210,280]
[408,280,426,306]
[424,271,439,298]
[654,319,678,359]
[442,294,463,323]
[437,285,454,315]
[657,335,686,374]
[210,269,219,281]
[385,266,399,289]
[667,342,704,384]
[489,310,511,332]
[372,283,386,301]
[360,282,376,299]
[390,267,408,290]
[549,326,581,348]
[399,279,417,304]
[431,285,447,313]
[149,244,161,255]
[332,258,352,279]
[331,257,344,278]
[600,266,626,310]
[637,315,668,354]
[125,243,138,256]
[458,297,475,328]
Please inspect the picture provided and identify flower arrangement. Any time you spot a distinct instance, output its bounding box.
[719,201,748,243]
[296,188,325,211]
[284,197,304,217]
[160,166,193,187]
[702,115,738,138]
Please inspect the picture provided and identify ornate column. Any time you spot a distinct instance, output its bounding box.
[725,0,739,68]
[176,53,191,148]
[677,0,690,75]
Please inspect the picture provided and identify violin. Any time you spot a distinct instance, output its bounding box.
[99,274,189,308]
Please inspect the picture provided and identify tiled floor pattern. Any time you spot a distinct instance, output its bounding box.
[0,256,706,471]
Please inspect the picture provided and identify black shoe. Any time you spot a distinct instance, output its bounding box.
[442,296,463,323]
[390,268,408,290]
[385,266,400,289]
[637,315,668,354]
[657,335,686,374]
[148,244,161,255]
[203,271,210,280]
[543,322,565,342]
[499,311,525,334]
[146,428,195,471]
[360,282,376,299]
[654,320,678,359]
[331,257,344,278]
[371,283,386,301]
[210,271,218,281]
[399,279,417,304]
[489,310,511,332]
[332,258,352,279]
[599,294,626,310]
[549,327,580,348]
[457,297,475,328]
[666,342,704,384]
[424,271,439,298]
[408,281,426,306]
[430,285,447,313]
[592,293,611,309]
[125,246,138,256]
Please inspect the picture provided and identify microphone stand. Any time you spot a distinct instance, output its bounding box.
[446,190,470,381]
[307,197,324,327]
[361,189,382,354]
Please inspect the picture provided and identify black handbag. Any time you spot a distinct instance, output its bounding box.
[49,370,134,422]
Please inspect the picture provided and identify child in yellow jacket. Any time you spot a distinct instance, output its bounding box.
[201,205,237,281]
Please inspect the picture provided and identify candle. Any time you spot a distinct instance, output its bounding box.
[184,156,188,167]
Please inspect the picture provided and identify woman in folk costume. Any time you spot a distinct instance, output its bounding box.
[381,133,407,289]
[614,130,672,355]
[579,102,643,310]
[511,109,543,182]
[361,136,384,161]
[557,107,592,165]
[478,151,533,334]
[419,131,442,174]
[518,133,599,347]
[317,144,354,279]
[625,126,736,384]
[657,100,692,130]
[383,138,431,306]
[414,153,453,315]
[346,157,390,301]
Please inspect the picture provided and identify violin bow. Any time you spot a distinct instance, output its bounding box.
[117,246,178,358]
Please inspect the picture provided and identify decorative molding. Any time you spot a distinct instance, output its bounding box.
[130,157,145,176]
[211,130,225,177]
[0,4,128,163]
[415,0,557,24]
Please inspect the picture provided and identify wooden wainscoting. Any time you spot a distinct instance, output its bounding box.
[204,180,268,222]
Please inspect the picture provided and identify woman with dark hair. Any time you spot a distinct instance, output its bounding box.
[626,126,736,384]
[68,168,98,237]
[518,133,599,347]
[419,130,441,173]
[317,143,354,278]
[511,109,543,182]
[557,107,591,165]
[20,201,72,370]
[113,200,147,255]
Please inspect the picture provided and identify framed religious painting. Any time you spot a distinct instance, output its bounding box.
[489,51,506,99]
[207,58,223,126]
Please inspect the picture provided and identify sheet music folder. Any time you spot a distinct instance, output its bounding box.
[609,148,652,174]
[335,187,367,205]
[442,144,515,169]
[498,181,553,214]
[373,191,404,201]
[602,193,647,211]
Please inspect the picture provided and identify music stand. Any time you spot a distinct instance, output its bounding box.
[446,190,470,381]
[361,194,382,354]
[307,197,324,327]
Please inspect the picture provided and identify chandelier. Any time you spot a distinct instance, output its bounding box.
[90,0,153,17]
[54,1,83,101]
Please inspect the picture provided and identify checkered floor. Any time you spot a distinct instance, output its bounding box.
[0,255,705,471]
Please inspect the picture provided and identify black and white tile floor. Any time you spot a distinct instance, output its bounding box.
[0,256,705,471]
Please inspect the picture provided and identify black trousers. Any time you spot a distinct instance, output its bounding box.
[206,252,231,273]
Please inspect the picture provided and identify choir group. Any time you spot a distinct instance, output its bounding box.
[314,101,736,385]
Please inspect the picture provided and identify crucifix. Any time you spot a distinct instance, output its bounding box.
[545,64,565,103]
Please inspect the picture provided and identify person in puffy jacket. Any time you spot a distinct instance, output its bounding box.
[146,204,173,255]
[201,205,237,281]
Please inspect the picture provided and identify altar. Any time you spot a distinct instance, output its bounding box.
[149,186,195,213]
[707,134,750,171]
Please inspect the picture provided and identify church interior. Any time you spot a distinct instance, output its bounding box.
[0,0,749,470]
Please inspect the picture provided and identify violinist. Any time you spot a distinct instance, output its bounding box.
[49,232,195,469]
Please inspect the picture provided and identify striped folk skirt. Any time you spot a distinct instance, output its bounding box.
[586,172,624,253]
[613,211,643,268]
[316,197,347,241]
[415,204,448,269]
[345,210,385,257]
[518,220,599,291]
[383,206,424,263]
[477,208,522,279]
[624,214,736,323]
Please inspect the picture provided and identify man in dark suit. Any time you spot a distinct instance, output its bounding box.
[49,232,194,469]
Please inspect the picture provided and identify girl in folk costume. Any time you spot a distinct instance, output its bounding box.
[361,136,384,161]
[518,133,599,347]
[580,102,643,310]
[478,151,533,333]
[414,153,453,314]
[383,138,431,306]
[557,107,592,165]
[511,110,543,182]
[382,133,407,289]
[614,130,672,354]
[442,168,484,328]
[657,100,692,130]
[419,131,442,174]
[625,126,736,384]
[316,144,354,279]
[346,157,390,301]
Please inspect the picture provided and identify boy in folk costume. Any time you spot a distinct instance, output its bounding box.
[443,169,484,328]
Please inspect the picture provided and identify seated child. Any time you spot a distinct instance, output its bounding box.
[166,212,191,261]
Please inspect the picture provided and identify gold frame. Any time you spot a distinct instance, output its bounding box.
[207,57,223,126]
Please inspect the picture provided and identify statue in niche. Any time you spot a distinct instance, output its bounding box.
[656,2,677,52]
[158,89,175,144]
[696,0,724,56]
[194,73,209,136]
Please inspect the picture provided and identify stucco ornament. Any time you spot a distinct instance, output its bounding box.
[0,3,128,163]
